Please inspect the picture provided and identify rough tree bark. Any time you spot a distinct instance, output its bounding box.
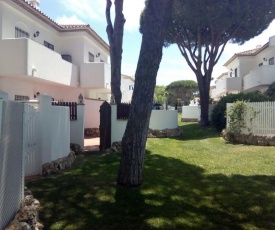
[106,0,125,104]
[117,0,173,187]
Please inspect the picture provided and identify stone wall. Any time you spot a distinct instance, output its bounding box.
[84,128,100,138]
[221,129,275,146]
[42,151,76,176]
[181,118,198,122]
[108,127,183,153]
[5,187,44,230]
[147,127,183,138]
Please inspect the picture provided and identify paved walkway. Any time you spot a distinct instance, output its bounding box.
[83,137,100,152]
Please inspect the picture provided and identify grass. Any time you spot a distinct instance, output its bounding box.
[26,121,275,230]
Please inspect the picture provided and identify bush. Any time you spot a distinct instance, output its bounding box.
[211,92,268,131]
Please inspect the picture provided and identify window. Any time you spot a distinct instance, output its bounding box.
[44,41,54,51]
[269,57,274,65]
[259,62,263,67]
[230,72,233,78]
[89,52,94,62]
[129,85,134,90]
[15,95,29,101]
[15,27,29,38]
[234,68,238,78]
[61,55,72,63]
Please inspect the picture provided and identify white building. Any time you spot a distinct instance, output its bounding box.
[121,74,134,103]
[212,35,275,101]
[0,0,134,128]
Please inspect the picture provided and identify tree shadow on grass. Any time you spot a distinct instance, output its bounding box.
[26,151,275,230]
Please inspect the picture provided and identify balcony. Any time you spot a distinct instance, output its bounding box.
[80,62,111,91]
[214,77,242,98]
[243,65,275,91]
[0,38,79,86]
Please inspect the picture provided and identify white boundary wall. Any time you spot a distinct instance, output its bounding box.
[70,104,85,148]
[0,100,24,230]
[38,95,70,164]
[182,105,215,121]
[111,105,178,143]
[182,106,199,120]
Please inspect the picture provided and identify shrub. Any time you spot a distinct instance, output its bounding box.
[211,92,268,131]
[264,82,275,100]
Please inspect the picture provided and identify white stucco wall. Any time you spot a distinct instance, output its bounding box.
[80,62,111,89]
[182,106,199,120]
[38,95,70,164]
[111,105,178,143]
[0,77,84,101]
[121,76,134,103]
[70,104,85,148]
[84,99,103,128]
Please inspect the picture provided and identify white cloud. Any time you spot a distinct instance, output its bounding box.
[58,0,105,21]
[123,0,145,31]
[57,0,145,31]
[56,15,85,25]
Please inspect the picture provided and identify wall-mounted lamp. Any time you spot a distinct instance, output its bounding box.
[34,91,40,98]
[263,58,267,61]
[34,31,40,37]
[96,52,100,57]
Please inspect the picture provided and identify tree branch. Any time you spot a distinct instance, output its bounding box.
[106,0,114,44]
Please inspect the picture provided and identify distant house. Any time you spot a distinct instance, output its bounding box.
[0,0,133,128]
[212,35,275,101]
[121,74,134,103]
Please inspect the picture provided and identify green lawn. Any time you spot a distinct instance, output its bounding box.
[26,122,275,230]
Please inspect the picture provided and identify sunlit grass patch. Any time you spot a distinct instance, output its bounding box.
[26,121,275,230]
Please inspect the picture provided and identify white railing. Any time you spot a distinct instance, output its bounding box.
[0,94,85,229]
[227,101,275,135]
[0,100,25,230]
[243,65,275,90]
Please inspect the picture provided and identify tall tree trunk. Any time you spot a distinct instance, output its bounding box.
[197,72,211,126]
[106,0,125,104]
[117,0,173,187]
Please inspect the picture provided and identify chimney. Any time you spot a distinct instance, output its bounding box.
[29,0,40,10]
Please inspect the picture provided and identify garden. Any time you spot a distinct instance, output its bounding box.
[26,121,275,230]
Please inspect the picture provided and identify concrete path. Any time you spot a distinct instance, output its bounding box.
[84,137,100,152]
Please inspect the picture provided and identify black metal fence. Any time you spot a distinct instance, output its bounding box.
[52,101,77,120]
[117,103,131,120]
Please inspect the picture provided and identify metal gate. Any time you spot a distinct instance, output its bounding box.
[99,101,111,151]
[23,103,40,177]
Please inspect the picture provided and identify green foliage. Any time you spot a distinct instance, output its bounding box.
[166,80,198,106]
[264,81,275,100]
[227,100,258,134]
[166,0,275,46]
[154,85,167,104]
[163,0,275,125]
[211,92,268,131]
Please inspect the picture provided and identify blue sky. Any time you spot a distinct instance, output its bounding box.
[40,0,275,86]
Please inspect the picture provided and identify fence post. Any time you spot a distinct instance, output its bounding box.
[70,103,85,148]
[37,94,52,164]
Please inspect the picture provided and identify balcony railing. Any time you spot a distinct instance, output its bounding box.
[0,38,79,86]
[243,65,275,91]
[80,62,111,89]
[214,77,242,97]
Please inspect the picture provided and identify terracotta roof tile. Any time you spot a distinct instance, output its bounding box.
[223,43,269,66]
